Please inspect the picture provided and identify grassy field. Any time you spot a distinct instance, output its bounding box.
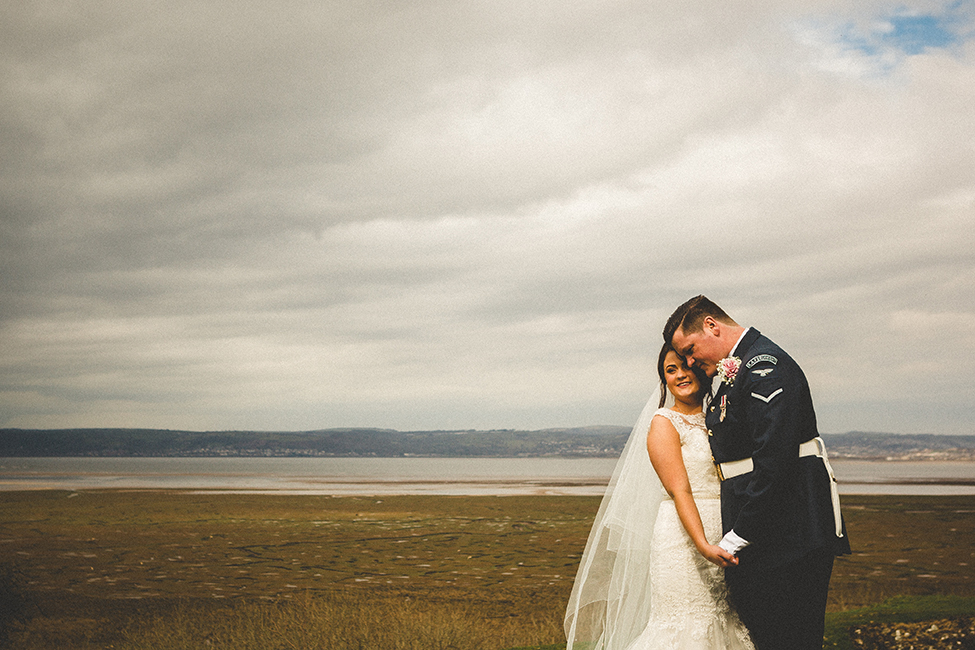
[1,490,973,649]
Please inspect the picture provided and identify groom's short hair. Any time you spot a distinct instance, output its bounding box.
[664,295,735,343]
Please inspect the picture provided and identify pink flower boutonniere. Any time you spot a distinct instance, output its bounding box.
[716,356,741,386]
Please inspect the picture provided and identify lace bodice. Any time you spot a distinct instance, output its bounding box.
[653,408,720,500]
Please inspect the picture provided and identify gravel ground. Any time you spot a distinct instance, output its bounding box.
[851,617,975,649]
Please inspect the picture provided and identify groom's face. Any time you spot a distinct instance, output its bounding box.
[672,322,724,377]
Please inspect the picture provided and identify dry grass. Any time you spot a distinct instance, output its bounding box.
[1,491,973,649]
[111,591,561,650]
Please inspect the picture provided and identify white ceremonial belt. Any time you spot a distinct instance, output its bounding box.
[715,437,844,538]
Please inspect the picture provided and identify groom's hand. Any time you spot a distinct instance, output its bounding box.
[700,544,739,567]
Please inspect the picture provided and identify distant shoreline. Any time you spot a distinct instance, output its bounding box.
[3,428,974,461]
[3,456,975,496]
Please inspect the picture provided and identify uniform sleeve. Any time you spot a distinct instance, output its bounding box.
[729,353,807,543]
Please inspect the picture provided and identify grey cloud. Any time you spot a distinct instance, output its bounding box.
[1,0,973,433]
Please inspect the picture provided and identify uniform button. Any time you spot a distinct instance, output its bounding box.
[709,406,715,412]
[707,429,713,436]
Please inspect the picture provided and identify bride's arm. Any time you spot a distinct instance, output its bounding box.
[646,415,738,568]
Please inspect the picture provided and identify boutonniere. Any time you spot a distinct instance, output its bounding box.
[716,356,741,386]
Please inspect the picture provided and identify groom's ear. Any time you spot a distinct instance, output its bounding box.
[703,316,719,336]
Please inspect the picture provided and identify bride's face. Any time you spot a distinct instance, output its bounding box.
[663,350,701,403]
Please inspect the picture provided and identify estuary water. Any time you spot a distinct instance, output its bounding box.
[1,457,974,496]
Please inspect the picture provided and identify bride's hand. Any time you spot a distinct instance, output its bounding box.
[699,544,739,568]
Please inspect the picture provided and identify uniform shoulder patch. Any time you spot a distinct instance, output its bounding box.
[746,354,777,368]
[751,368,774,377]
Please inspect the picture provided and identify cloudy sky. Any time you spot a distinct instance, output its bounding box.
[2,0,973,435]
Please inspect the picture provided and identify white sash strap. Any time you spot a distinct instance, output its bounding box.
[715,436,844,538]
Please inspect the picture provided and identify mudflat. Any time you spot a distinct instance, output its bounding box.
[1,491,973,648]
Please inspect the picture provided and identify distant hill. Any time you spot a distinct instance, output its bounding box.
[0,426,630,458]
[820,431,975,460]
[1,427,974,459]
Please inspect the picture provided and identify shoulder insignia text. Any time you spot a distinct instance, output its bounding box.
[746,354,778,368]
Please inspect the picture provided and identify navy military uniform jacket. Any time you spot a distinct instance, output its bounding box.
[706,328,851,568]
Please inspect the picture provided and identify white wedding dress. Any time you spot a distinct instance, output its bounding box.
[627,408,754,650]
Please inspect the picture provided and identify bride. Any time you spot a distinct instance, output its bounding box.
[564,343,754,650]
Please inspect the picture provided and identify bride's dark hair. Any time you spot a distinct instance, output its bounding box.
[656,342,709,407]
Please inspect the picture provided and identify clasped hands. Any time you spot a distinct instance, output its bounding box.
[700,544,739,567]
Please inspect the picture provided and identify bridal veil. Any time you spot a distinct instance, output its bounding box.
[564,388,670,650]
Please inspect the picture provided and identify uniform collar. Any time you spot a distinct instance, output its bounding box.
[729,327,751,357]
[711,327,757,397]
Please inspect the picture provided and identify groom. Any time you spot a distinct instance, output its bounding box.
[665,296,850,650]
